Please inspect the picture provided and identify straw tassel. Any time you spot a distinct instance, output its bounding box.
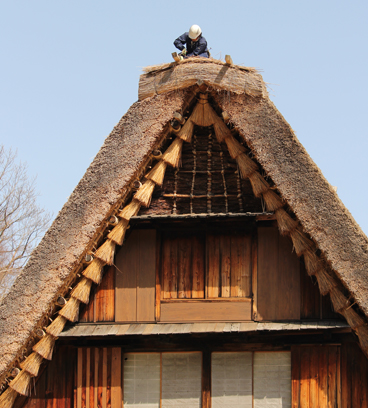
[134,179,156,207]
[315,268,338,296]
[145,161,167,186]
[249,172,270,197]
[356,325,368,352]
[82,258,105,284]
[329,286,349,313]
[20,352,43,377]
[9,370,32,396]
[95,239,116,265]
[108,218,129,246]
[236,153,258,179]
[119,199,141,221]
[290,228,313,256]
[213,118,232,143]
[262,190,284,212]
[71,277,93,304]
[190,96,216,127]
[162,138,183,168]
[32,333,57,360]
[303,249,322,276]
[46,315,67,337]
[275,208,298,236]
[224,135,246,159]
[59,297,80,322]
[342,308,366,329]
[0,387,18,408]
[177,119,194,143]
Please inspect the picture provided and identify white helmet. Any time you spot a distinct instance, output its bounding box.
[189,24,202,39]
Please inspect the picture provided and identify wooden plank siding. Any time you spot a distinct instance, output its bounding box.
[291,345,340,408]
[257,227,300,321]
[115,230,156,322]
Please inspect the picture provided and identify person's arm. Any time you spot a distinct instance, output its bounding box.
[174,33,188,51]
[186,37,207,57]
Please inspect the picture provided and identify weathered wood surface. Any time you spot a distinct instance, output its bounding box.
[160,299,252,322]
[139,61,265,100]
[115,230,156,322]
[257,226,301,321]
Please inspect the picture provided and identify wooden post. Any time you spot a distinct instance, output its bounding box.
[202,351,211,408]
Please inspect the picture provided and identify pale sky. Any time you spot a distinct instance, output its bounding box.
[1,1,367,234]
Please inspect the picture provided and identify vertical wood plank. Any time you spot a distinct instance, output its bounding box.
[86,348,90,408]
[257,227,278,320]
[79,283,96,322]
[97,348,103,408]
[202,351,211,408]
[220,235,231,298]
[319,347,328,407]
[137,230,157,321]
[81,348,87,408]
[309,347,319,407]
[77,348,83,408]
[107,348,112,408]
[327,347,338,408]
[162,235,178,299]
[192,235,205,298]
[299,347,310,408]
[115,231,138,321]
[252,230,257,320]
[95,265,115,322]
[111,348,122,408]
[90,347,95,408]
[177,237,192,299]
[207,234,220,298]
[231,234,252,297]
[102,348,107,408]
[300,261,320,319]
[156,231,161,321]
[291,346,301,408]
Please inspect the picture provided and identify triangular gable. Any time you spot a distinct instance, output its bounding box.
[1,59,368,405]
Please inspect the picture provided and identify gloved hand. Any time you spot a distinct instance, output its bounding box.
[180,48,187,56]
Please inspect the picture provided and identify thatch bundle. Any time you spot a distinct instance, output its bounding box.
[32,334,57,360]
[262,189,284,212]
[342,308,366,329]
[356,325,368,352]
[213,117,232,143]
[177,119,194,143]
[108,218,130,246]
[236,153,258,179]
[190,95,216,127]
[119,199,141,220]
[145,161,168,186]
[275,208,298,236]
[58,297,80,322]
[303,248,322,276]
[20,352,43,377]
[248,172,270,197]
[224,135,246,159]
[290,228,313,256]
[0,387,18,408]
[46,315,67,337]
[71,277,93,304]
[94,239,116,265]
[9,370,32,396]
[315,268,337,296]
[134,180,156,207]
[82,258,105,284]
[329,286,349,313]
[162,137,184,168]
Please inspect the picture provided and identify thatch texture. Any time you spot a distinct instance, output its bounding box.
[139,58,265,100]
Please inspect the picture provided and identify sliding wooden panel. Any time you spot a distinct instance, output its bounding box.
[137,230,156,321]
[115,229,156,322]
[257,227,300,321]
[291,345,340,408]
[207,233,252,299]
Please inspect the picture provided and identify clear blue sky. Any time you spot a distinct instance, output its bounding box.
[1,1,367,234]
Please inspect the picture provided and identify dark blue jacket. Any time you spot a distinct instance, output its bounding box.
[174,32,209,58]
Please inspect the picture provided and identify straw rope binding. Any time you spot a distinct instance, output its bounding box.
[71,277,93,304]
[224,135,246,159]
[248,172,270,197]
[108,218,129,246]
[290,227,313,256]
[342,308,366,330]
[262,189,284,212]
[134,179,156,207]
[162,137,184,168]
[20,352,43,377]
[236,153,258,179]
[329,286,349,313]
[315,268,338,296]
[94,239,116,265]
[145,161,168,186]
[58,297,80,322]
[82,258,105,284]
[46,315,68,337]
[275,208,298,236]
[0,387,18,408]
[213,119,232,143]
[303,248,322,276]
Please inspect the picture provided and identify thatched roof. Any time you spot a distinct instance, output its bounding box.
[0,59,367,389]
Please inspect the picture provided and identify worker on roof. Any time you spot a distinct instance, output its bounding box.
[173,25,209,59]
